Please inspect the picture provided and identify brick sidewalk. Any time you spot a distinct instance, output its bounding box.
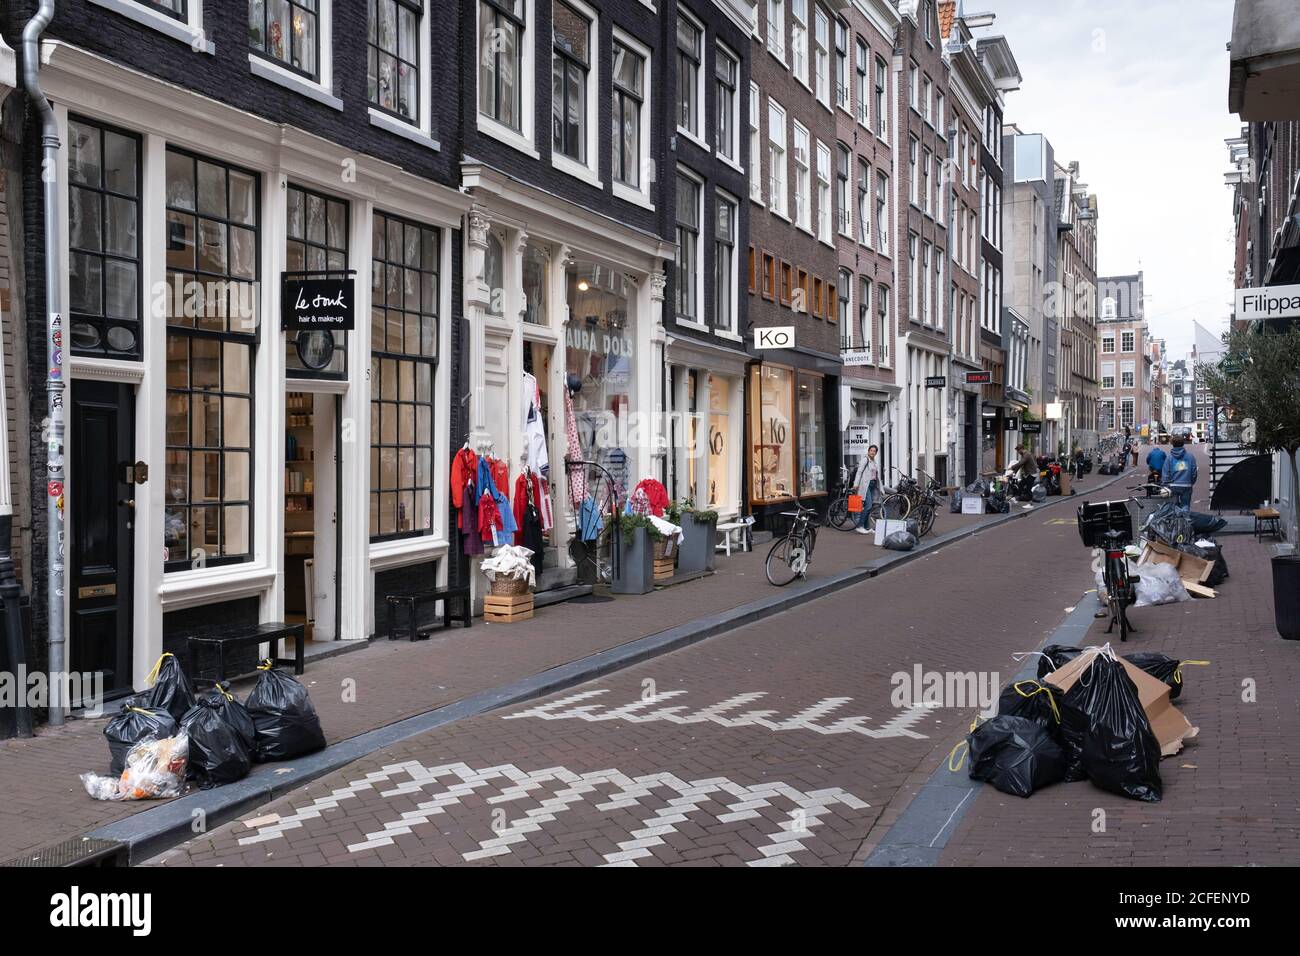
[0,467,1120,863]
[149,477,1121,867]
[938,532,1300,867]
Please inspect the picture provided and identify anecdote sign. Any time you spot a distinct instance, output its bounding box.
[281,276,356,331]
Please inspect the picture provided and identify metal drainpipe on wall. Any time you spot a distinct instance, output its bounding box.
[21,0,66,725]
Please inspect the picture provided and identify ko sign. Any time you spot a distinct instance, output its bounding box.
[754,326,795,349]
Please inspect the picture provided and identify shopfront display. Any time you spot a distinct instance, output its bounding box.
[749,363,795,502]
[797,373,826,495]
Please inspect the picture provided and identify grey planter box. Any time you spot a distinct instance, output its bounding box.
[611,526,655,595]
[677,515,717,573]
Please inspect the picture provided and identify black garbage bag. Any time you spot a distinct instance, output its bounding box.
[987,491,1010,514]
[882,530,917,551]
[1035,644,1084,681]
[104,704,179,775]
[997,679,1064,741]
[966,715,1067,798]
[1144,502,1193,547]
[965,478,989,496]
[180,693,253,788]
[950,490,963,514]
[1060,655,1162,802]
[245,664,326,762]
[1190,511,1227,535]
[1179,540,1229,587]
[140,652,195,723]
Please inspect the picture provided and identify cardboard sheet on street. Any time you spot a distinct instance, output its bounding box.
[1045,650,1199,757]
[1139,539,1213,586]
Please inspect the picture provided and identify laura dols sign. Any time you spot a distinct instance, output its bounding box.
[282,276,356,331]
[1235,284,1300,322]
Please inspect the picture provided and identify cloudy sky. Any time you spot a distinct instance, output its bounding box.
[978,0,1241,359]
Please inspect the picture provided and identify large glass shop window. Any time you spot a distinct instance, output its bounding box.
[68,117,142,359]
[163,149,258,568]
[798,372,826,495]
[285,184,348,377]
[749,364,794,502]
[708,374,731,509]
[565,266,634,495]
[370,211,439,540]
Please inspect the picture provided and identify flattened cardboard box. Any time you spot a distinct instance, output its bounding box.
[1045,650,1199,757]
[1139,539,1212,585]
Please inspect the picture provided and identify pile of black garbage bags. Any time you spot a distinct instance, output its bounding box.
[949,478,1010,515]
[100,653,326,792]
[959,645,1200,803]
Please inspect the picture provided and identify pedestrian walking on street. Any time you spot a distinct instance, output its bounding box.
[1161,436,1197,511]
[1071,446,1085,480]
[1145,443,1167,489]
[852,444,881,534]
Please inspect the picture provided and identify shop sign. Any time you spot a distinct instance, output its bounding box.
[925,376,946,388]
[841,347,873,366]
[1235,283,1300,322]
[281,275,355,330]
[1021,420,1042,434]
[1004,417,1019,432]
[847,425,871,449]
[754,326,795,349]
[964,370,992,385]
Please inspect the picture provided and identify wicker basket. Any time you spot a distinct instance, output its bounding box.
[652,538,671,561]
[490,575,531,596]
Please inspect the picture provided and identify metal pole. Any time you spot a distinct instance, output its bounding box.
[21,0,66,725]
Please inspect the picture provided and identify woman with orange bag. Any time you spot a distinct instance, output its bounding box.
[852,445,881,535]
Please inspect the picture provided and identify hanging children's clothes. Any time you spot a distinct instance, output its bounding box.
[477,490,506,547]
[564,388,586,507]
[578,496,604,542]
[513,469,554,544]
[522,372,550,479]
[521,503,545,578]
[451,446,479,529]
[461,483,483,556]
[477,455,516,543]
[489,455,510,497]
[633,478,670,518]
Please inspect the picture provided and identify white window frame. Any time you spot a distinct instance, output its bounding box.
[768,99,789,219]
[875,171,889,255]
[1102,333,1115,354]
[367,1,440,150]
[1121,330,1135,352]
[834,17,851,114]
[854,38,869,129]
[715,42,742,170]
[857,157,871,247]
[677,9,708,148]
[714,188,740,336]
[908,61,918,113]
[836,144,853,238]
[791,0,809,86]
[793,121,811,232]
[748,80,763,204]
[874,56,889,142]
[935,90,945,139]
[908,136,919,206]
[767,0,787,63]
[248,0,339,110]
[922,74,932,126]
[815,140,832,243]
[612,27,654,209]
[814,8,831,108]
[857,275,874,361]
[476,0,538,158]
[551,0,602,187]
[675,165,705,325]
[89,0,213,53]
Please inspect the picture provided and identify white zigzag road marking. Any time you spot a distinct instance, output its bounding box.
[235,760,870,866]
[503,688,933,739]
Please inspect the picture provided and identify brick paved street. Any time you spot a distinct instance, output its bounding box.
[152,468,1165,867]
[0,479,1067,863]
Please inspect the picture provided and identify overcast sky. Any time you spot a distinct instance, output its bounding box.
[977,0,1240,360]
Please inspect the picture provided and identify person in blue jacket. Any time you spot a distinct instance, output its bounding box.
[1160,437,1197,511]
[1145,444,1167,489]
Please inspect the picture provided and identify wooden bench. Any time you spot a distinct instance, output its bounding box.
[386,585,472,641]
[1254,508,1282,541]
[187,621,305,688]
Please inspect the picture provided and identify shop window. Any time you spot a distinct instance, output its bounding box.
[370,211,439,540]
[523,243,549,325]
[478,0,526,132]
[164,148,258,570]
[285,183,349,377]
[249,0,320,80]
[750,364,795,502]
[566,267,635,492]
[708,375,731,509]
[368,0,422,122]
[68,117,142,359]
[797,373,825,495]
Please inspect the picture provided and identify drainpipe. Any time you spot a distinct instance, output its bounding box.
[21,1,66,726]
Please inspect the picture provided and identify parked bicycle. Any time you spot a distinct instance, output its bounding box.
[1077,482,1171,643]
[826,465,888,532]
[765,497,821,586]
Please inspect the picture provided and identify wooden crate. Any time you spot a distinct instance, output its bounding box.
[484,592,534,624]
[653,557,675,582]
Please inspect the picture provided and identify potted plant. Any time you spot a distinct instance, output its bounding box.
[611,513,662,595]
[674,499,719,573]
[1200,325,1300,639]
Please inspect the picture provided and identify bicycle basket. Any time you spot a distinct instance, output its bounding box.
[1077,501,1132,548]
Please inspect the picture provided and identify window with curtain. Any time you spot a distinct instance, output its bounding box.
[676,172,701,320]
[677,15,702,136]
[715,45,738,161]
[768,100,787,217]
[368,0,422,122]
[612,39,644,188]
[249,0,320,79]
[797,373,826,495]
[68,117,141,359]
[164,148,258,569]
[750,364,794,502]
[835,143,851,237]
[857,157,871,245]
[478,0,525,131]
[858,276,872,360]
[370,212,439,540]
[714,193,737,332]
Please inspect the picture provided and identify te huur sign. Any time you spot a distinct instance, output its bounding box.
[282,276,356,331]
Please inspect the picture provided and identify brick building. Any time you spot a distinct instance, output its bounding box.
[1053,158,1099,454]
[1097,271,1150,440]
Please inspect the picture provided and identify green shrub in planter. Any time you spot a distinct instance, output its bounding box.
[611,517,658,594]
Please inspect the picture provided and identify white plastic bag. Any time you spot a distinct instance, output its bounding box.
[1133,561,1191,607]
[81,733,190,801]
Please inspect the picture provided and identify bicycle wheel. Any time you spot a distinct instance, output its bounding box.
[827,495,854,531]
[915,503,935,538]
[765,536,800,586]
[881,493,911,520]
